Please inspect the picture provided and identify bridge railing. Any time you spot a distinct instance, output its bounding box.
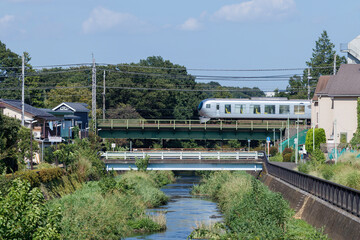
[102,151,263,160]
[97,119,297,130]
[265,156,360,217]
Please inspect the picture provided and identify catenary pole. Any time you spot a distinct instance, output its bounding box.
[92,54,96,131]
[102,70,106,120]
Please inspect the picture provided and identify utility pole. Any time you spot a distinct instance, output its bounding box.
[307,68,312,100]
[102,70,106,120]
[313,123,315,151]
[334,119,337,163]
[91,54,96,132]
[333,54,337,75]
[21,53,25,126]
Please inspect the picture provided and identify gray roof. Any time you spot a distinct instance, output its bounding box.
[53,102,90,112]
[313,75,331,100]
[0,99,57,120]
[320,64,360,97]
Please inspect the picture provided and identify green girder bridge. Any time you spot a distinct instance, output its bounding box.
[97,119,297,141]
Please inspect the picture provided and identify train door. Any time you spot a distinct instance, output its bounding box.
[216,103,220,116]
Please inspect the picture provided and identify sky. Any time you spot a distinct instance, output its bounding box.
[1,0,360,92]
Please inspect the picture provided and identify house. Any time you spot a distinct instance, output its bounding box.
[0,99,59,139]
[47,102,90,139]
[312,64,360,143]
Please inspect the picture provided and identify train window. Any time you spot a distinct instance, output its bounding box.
[250,104,261,114]
[265,105,275,114]
[294,105,305,114]
[216,104,220,110]
[206,104,211,108]
[225,104,231,114]
[234,104,245,114]
[279,105,290,114]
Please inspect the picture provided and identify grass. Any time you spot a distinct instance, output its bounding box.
[298,151,360,190]
[190,171,328,239]
[48,170,174,239]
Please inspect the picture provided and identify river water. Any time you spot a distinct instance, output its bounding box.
[126,175,222,240]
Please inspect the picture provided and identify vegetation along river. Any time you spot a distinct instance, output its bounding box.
[126,173,222,240]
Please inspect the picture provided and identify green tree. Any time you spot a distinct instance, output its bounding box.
[17,126,40,169]
[0,178,61,239]
[0,114,20,173]
[106,103,142,119]
[305,128,326,155]
[283,31,346,99]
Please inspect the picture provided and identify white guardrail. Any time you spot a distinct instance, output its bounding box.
[101,151,264,160]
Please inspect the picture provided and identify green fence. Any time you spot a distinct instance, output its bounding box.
[280,129,308,152]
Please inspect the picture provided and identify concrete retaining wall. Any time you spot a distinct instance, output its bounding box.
[260,174,360,240]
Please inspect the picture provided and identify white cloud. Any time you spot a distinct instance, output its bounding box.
[214,0,296,22]
[180,18,202,31]
[0,15,15,27]
[82,7,148,34]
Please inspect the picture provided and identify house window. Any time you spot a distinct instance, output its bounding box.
[206,104,211,108]
[265,105,275,114]
[60,106,69,110]
[331,99,334,109]
[279,105,290,114]
[294,105,305,114]
[234,104,245,114]
[225,104,231,114]
[250,104,261,114]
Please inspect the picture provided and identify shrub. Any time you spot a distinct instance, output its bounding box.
[38,168,64,183]
[298,163,309,174]
[346,171,360,189]
[311,149,326,164]
[270,146,278,156]
[283,153,292,162]
[282,148,292,158]
[321,165,334,180]
[135,155,149,171]
[305,128,327,155]
[15,170,41,187]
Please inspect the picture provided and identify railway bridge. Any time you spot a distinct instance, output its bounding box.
[97,119,301,141]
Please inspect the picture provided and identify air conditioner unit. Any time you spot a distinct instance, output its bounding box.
[33,131,41,139]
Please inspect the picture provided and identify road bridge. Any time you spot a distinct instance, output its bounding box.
[102,151,264,171]
[97,119,292,140]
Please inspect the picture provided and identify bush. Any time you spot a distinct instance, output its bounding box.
[346,171,360,189]
[321,165,334,180]
[283,153,292,162]
[311,149,326,164]
[135,155,149,171]
[298,163,310,174]
[305,128,327,155]
[38,168,64,183]
[282,148,292,158]
[270,146,278,156]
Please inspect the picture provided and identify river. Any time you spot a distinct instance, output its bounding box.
[126,174,222,240]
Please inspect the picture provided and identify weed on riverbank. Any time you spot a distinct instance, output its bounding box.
[48,170,174,239]
[190,171,328,240]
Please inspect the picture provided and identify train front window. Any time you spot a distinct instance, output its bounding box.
[251,104,261,114]
[279,105,290,114]
[198,102,203,110]
[225,104,231,114]
[206,104,211,108]
[294,105,305,114]
[235,104,245,114]
[265,105,275,114]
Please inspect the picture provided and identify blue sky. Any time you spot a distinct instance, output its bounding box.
[1,0,360,91]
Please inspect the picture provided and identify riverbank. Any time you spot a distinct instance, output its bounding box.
[48,170,175,239]
[190,171,329,239]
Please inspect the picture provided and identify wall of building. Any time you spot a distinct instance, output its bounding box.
[3,107,33,128]
[317,96,357,143]
[333,97,357,142]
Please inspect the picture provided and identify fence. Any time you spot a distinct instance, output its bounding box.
[265,155,360,217]
[102,151,263,160]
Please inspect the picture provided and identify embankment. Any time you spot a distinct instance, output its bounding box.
[261,173,360,240]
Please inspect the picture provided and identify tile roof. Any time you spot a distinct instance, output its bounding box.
[322,64,360,96]
[0,99,57,120]
[53,102,90,112]
[313,75,332,100]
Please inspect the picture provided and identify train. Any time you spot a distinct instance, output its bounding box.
[198,98,311,123]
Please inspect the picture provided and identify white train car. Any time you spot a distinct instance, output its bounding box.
[198,98,311,123]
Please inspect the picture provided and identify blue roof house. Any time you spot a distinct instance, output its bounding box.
[50,102,90,139]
